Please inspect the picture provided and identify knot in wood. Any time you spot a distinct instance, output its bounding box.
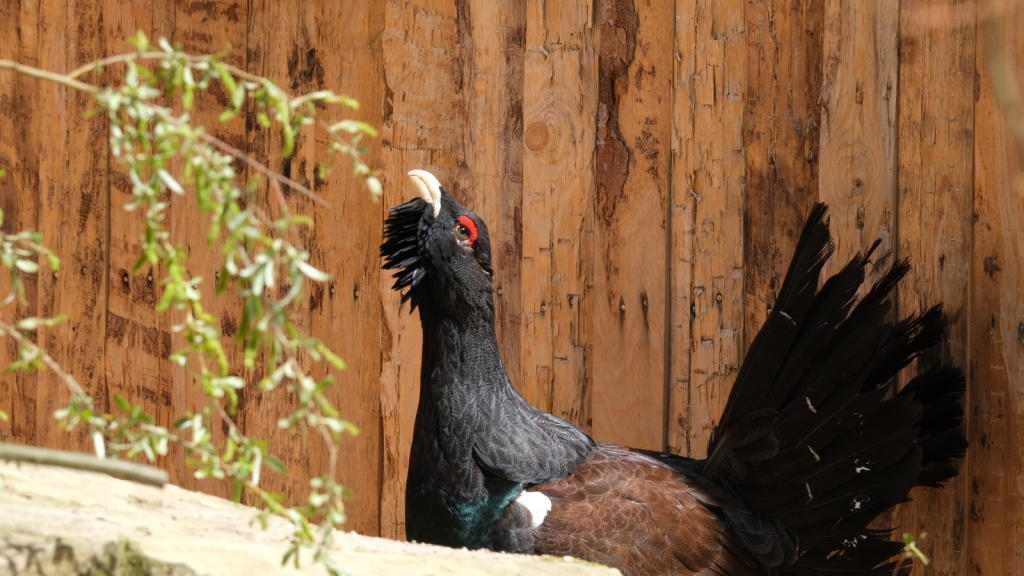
[525,122,549,151]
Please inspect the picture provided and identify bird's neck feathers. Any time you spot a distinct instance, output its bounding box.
[406,292,594,547]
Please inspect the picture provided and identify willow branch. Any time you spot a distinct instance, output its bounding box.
[68,50,265,84]
[0,318,84,396]
[195,126,329,208]
[0,59,100,94]
[0,442,169,487]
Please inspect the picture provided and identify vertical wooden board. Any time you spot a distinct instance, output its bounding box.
[743,0,823,350]
[243,0,319,505]
[172,0,250,501]
[895,1,975,574]
[970,5,1024,574]
[31,0,110,453]
[818,0,898,281]
[669,0,747,458]
[101,0,181,483]
[591,0,673,452]
[521,0,595,427]
[378,0,464,540]
[305,0,385,536]
[0,0,43,447]
[459,0,526,405]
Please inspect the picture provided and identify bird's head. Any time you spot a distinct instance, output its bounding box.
[380,169,494,320]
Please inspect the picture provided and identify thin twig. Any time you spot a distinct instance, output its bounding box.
[4,56,330,208]
[0,318,84,396]
[195,128,330,208]
[68,51,266,84]
[0,59,100,94]
[0,442,169,487]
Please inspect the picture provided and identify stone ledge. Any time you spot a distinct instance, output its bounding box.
[0,461,620,576]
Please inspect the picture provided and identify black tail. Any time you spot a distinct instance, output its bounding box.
[703,204,966,575]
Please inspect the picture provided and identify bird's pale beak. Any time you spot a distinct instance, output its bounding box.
[408,169,442,217]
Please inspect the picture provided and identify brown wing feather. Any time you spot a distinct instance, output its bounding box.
[530,443,761,576]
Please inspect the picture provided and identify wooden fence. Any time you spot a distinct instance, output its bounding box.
[1,1,1021,574]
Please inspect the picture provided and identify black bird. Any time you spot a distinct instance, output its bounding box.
[380,169,967,576]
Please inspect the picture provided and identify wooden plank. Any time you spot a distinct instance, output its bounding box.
[172,0,249,501]
[31,0,110,453]
[668,0,747,458]
[378,0,464,540]
[818,0,898,282]
[743,0,823,351]
[101,0,181,484]
[894,1,975,574]
[970,5,1024,575]
[244,0,320,505]
[0,0,43,448]
[459,0,526,407]
[521,0,595,427]
[304,0,386,536]
[590,0,674,453]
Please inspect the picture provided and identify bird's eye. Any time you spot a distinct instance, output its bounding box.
[455,215,478,246]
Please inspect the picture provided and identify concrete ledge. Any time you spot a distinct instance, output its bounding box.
[0,461,620,576]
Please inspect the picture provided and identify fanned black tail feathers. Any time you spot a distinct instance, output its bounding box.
[703,203,966,575]
[381,199,430,310]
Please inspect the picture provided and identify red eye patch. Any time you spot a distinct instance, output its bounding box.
[457,215,478,245]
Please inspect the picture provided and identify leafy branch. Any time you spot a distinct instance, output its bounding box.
[0,31,379,574]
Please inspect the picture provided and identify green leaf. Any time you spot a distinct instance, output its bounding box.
[128,30,150,50]
[296,261,329,282]
[264,453,287,474]
[14,317,43,331]
[158,169,184,194]
[365,175,382,197]
[0,410,7,421]
[231,479,244,503]
[319,345,346,371]
[14,259,38,274]
[114,394,131,414]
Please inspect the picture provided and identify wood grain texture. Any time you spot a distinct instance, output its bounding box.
[818,0,898,281]
[0,0,43,448]
[175,0,248,500]
[970,5,1024,575]
[460,0,526,410]
[743,0,822,351]
[244,0,320,506]
[378,0,465,540]
[668,0,747,459]
[305,0,386,536]
[2,0,1022,556]
[32,0,109,454]
[521,0,595,429]
[895,2,975,574]
[591,0,673,452]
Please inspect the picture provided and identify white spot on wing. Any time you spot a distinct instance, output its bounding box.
[779,311,795,325]
[516,490,552,528]
[805,397,817,413]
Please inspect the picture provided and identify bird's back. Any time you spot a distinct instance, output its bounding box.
[530,443,761,576]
